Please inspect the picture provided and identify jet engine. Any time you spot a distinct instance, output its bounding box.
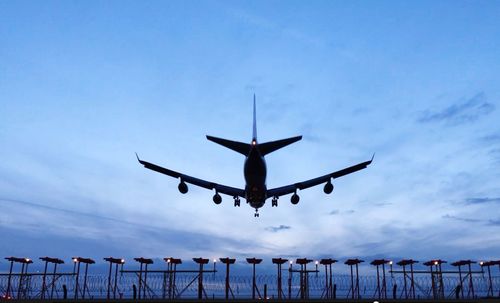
[323,181,334,194]
[213,193,222,204]
[178,181,188,194]
[291,193,300,205]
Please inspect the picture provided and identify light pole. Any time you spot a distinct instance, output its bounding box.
[220,257,236,299]
[246,258,263,299]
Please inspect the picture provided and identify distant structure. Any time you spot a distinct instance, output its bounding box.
[1,255,498,300]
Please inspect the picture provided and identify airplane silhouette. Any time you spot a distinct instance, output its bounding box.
[136,95,373,217]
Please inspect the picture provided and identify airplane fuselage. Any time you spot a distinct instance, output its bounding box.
[244,141,267,209]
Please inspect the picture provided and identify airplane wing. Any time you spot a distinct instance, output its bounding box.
[136,154,245,198]
[267,155,374,198]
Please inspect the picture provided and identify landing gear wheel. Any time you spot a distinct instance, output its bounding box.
[272,198,278,207]
[234,198,240,207]
[254,210,259,217]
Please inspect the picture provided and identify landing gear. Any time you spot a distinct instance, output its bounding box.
[254,209,259,217]
[234,197,241,207]
[271,197,278,207]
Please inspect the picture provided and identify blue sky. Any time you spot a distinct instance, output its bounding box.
[1,0,500,272]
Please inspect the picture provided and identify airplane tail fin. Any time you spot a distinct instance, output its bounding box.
[206,135,250,155]
[207,95,301,156]
[259,136,302,156]
[253,94,257,142]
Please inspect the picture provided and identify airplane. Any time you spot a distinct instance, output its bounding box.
[136,95,373,217]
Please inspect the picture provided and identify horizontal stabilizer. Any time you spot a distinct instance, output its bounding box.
[259,136,302,156]
[206,135,251,155]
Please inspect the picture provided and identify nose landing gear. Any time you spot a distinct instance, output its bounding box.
[254,209,259,217]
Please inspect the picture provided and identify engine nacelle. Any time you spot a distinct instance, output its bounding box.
[323,181,334,194]
[291,193,300,205]
[213,193,222,204]
[178,181,188,194]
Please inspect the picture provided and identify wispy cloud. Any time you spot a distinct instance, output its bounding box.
[488,149,500,163]
[418,93,495,125]
[223,5,325,48]
[442,211,500,226]
[265,225,291,232]
[442,214,482,223]
[443,213,500,229]
[479,133,500,163]
[0,197,130,225]
[0,197,267,258]
[354,242,385,251]
[464,197,500,205]
[481,133,500,143]
[329,209,355,215]
[487,219,500,226]
[373,202,392,207]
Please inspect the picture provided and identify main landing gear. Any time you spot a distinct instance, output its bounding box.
[234,197,241,207]
[271,197,278,207]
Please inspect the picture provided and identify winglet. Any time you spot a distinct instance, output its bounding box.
[370,153,375,162]
[135,152,141,163]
